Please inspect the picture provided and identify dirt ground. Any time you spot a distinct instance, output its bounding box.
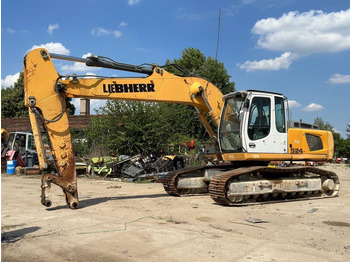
[1,164,350,262]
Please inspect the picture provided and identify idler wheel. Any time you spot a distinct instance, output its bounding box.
[322,179,335,192]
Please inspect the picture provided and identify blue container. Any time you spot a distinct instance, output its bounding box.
[7,160,17,175]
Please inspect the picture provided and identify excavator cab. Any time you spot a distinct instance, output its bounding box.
[219,90,288,155]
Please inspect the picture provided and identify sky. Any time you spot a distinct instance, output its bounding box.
[1,0,350,136]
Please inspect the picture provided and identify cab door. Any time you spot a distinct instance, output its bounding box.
[242,92,287,153]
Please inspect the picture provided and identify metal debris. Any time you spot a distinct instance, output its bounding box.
[106,186,121,189]
[245,218,269,224]
[85,154,187,181]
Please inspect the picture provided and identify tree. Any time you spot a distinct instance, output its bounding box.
[1,72,28,118]
[165,47,235,94]
[86,101,173,156]
[1,72,75,118]
[160,47,236,141]
[313,117,333,131]
[344,120,350,158]
[65,98,76,116]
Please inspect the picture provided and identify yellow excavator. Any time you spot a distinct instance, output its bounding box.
[23,48,339,209]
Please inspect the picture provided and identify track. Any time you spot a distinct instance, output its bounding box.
[209,166,339,205]
[162,166,212,196]
[163,165,340,205]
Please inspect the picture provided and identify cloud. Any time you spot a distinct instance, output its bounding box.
[28,42,70,55]
[71,98,80,113]
[128,0,140,6]
[332,128,341,134]
[91,100,107,113]
[175,8,214,20]
[5,28,28,34]
[242,0,255,4]
[252,9,350,55]
[288,100,301,108]
[91,27,122,38]
[303,103,324,112]
[136,47,151,53]
[328,73,350,84]
[1,72,20,89]
[239,52,297,72]
[180,13,207,20]
[119,22,127,28]
[6,28,16,33]
[59,53,100,73]
[47,24,59,34]
[85,72,97,77]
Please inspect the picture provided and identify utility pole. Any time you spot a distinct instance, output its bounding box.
[215,8,221,60]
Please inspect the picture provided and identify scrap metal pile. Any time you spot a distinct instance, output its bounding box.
[77,154,188,182]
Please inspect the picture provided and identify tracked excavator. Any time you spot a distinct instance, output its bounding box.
[24,48,339,209]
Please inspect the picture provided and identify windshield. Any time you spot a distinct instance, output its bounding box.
[6,133,15,148]
[219,95,245,152]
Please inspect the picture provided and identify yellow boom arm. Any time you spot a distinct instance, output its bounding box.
[24,48,224,208]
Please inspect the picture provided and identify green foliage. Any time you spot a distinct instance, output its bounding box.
[86,101,169,155]
[65,98,76,115]
[313,117,333,131]
[165,47,235,94]
[335,134,350,158]
[158,103,203,138]
[200,56,235,95]
[1,72,28,118]
[71,130,90,157]
[168,47,205,75]
[164,47,235,140]
[86,100,201,156]
[1,71,75,118]
[342,120,350,158]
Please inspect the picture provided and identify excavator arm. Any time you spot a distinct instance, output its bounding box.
[24,48,224,208]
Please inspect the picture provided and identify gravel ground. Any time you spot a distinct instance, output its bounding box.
[1,164,350,262]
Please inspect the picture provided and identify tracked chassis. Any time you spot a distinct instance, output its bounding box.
[162,165,339,205]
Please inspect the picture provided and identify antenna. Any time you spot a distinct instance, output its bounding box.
[215,8,221,60]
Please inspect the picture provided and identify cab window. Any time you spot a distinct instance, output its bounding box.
[28,135,35,150]
[248,97,270,140]
[275,97,286,133]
